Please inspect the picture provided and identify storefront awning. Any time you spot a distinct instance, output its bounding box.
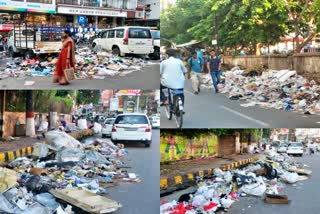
[176,40,202,48]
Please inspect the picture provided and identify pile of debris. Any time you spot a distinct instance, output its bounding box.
[0,130,139,213]
[219,67,320,114]
[0,47,155,80]
[160,150,312,214]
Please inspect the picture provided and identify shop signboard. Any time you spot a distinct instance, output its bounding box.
[57,6,127,17]
[109,98,119,111]
[0,0,56,13]
[116,90,142,96]
[77,16,86,25]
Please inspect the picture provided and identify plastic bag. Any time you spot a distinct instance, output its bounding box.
[46,131,81,151]
[56,148,85,162]
[240,177,266,196]
[214,168,225,177]
[224,171,233,183]
[32,143,49,158]
[191,195,208,208]
[280,171,299,184]
[37,121,48,132]
[220,196,234,208]
[34,193,59,210]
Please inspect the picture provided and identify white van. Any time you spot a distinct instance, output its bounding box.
[92,26,154,56]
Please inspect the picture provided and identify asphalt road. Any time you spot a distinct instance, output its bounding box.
[161,153,320,214]
[229,153,320,214]
[161,81,320,128]
[105,129,160,214]
[0,53,159,89]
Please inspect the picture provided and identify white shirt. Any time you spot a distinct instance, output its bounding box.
[160,57,187,89]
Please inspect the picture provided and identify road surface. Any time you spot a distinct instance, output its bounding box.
[161,82,320,128]
[106,129,160,214]
[0,52,159,89]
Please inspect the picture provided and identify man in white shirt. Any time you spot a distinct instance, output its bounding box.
[160,49,187,105]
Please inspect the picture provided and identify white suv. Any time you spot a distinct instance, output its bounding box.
[111,113,152,147]
[92,27,154,56]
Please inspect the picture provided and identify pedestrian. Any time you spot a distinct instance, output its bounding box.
[54,30,76,85]
[188,51,203,95]
[207,49,221,93]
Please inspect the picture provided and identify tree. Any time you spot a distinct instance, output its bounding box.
[76,90,101,105]
[280,0,320,53]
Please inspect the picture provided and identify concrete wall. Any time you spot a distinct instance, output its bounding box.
[223,54,320,83]
[3,112,25,137]
[218,135,236,156]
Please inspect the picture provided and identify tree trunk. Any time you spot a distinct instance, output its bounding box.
[26,90,35,137]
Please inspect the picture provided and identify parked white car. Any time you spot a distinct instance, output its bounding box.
[92,26,154,56]
[277,142,288,153]
[287,142,304,156]
[111,113,152,147]
[150,116,160,128]
[101,118,115,138]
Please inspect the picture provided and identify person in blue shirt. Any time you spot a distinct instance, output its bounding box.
[207,49,221,93]
[195,48,204,61]
[188,51,203,95]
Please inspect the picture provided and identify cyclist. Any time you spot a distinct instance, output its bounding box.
[160,48,187,106]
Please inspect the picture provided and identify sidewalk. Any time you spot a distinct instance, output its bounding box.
[160,153,261,191]
[0,129,94,162]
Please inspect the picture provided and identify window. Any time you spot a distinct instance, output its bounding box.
[105,119,115,125]
[27,0,53,4]
[101,31,108,38]
[115,115,148,125]
[116,29,124,38]
[151,31,160,39]
[122,0,128,9]
[107,30,115,38]
[129,28,151,39]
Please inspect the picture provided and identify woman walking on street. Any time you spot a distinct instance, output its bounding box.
[54,30,76,85]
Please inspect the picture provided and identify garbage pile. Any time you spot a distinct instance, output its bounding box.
[0,47,155,80]
[160,151,312,214]
[219,67,320,114]
[0,130,138,213]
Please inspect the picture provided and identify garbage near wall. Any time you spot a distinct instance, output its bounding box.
[0,132,137,213]
[217,66,320,114]
[0,48,156,80]
[160,150,312,214]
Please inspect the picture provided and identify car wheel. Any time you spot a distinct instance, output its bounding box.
[92,43,96,48]
[112,47,120,56]
[150,47,160,60]
[144,140,151,147]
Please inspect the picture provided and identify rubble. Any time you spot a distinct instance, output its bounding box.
[0,47,156,80]
[214,67,320,114]
[160,151,312,213]
[0,132,138,213]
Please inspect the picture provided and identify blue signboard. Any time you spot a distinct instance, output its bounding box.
[77,16,86,25]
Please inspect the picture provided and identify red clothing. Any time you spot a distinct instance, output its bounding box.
[55,40,75,77]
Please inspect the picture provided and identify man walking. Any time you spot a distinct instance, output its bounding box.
[207,49,221,93]
[188,51,203,95]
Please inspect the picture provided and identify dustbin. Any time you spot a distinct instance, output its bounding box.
[15,123,26,136]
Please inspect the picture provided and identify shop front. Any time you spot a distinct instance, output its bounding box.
[56,5,128,29]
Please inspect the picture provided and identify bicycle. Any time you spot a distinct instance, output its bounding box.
[164,88,184,129]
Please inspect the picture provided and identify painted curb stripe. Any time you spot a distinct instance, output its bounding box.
[161,157,260,189]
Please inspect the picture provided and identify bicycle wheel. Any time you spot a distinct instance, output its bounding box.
[165,102,172,120]
[175,98,183,129]
[165,90,172,120]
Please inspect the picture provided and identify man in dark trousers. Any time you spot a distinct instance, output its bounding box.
[207,49,221,93]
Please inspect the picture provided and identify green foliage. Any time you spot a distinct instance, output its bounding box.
[161,0,320,52]
[76,90,101,105]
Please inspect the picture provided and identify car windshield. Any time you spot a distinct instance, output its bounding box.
[129,28,151,39]
[279,142,287,147]
[115,115,148,124]
[151,31,160,39]
[289,143,303,147]
[105,119,115,124]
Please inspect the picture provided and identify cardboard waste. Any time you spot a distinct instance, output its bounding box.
[0,132,136,213]
[0,47,156,80]
[160,150,312,213]
[213,66,320,114]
